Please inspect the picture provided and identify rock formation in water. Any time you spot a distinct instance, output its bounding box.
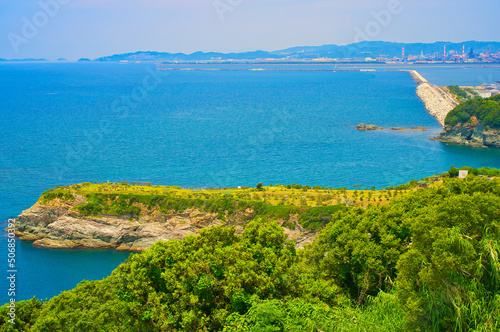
[356,123,383,131]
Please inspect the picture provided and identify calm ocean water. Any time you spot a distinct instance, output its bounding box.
[1,62,500,303]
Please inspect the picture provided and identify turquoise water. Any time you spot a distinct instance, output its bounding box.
[1,63,500,303]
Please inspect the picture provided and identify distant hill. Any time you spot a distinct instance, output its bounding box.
[2,41,498,62]
[93,41,500,62]
[95,50,282,62]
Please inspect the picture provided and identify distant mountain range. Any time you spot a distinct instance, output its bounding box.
[93,41,500,62]
[1,41,499,62]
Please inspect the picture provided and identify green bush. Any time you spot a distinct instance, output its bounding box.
[445,95,500,128]
[448,85,468,100]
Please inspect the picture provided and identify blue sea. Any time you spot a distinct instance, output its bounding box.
[1,62,500,304]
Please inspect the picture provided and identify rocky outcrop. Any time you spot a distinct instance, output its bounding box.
[15,197,315,251]
[356,123,383,131]
[433,118,500,148]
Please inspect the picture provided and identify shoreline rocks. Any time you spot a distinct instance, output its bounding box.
[433,120,500,148]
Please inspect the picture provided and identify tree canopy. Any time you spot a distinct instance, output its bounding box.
[2,175,500,331]
[445,94,500,128]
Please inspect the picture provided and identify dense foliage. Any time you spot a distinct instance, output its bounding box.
[3,176,500,331]
[445,94,500,128]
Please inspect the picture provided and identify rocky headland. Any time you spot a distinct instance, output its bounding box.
[433,94,500,148]
[434,117,500,148]
[16,198,222,251]
[14,185,321,251]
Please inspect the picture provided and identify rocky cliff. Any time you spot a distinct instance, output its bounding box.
[434,117,500,148]
[15,195,316,251]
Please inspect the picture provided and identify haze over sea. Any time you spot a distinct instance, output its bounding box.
[1,63,500,303]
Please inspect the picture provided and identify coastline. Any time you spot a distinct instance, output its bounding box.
[405,70,457,126]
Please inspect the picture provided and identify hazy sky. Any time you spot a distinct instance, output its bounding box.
[1,0,499,60]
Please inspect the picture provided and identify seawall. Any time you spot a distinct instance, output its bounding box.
[405,70,457,127]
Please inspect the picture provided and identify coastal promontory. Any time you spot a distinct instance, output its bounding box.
[15,182,356,251]
[16,182,424,251]
[434,95,500,148]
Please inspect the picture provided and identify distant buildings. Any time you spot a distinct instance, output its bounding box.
[482,84,500,97]
[389,44,500,64]
[476,90,493,98]
[459,170,469,179]
[473,83,500,98]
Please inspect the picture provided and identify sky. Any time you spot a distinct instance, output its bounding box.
[1,0,499,60]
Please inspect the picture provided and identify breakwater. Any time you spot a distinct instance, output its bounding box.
[406,70,457,126]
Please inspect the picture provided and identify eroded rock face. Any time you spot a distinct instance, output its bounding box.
[15,198,314,251]
[434,120,500,148]
[483,129,500,148]
[16,199,222,251]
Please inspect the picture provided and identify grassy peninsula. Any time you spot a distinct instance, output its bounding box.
[3,168,500,331]
[41,180,411,221]
[14,181,416,251]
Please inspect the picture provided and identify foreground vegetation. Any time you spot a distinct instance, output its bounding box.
[445,94,500,129]
[3,171,500,331]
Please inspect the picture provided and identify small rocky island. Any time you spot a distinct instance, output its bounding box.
[434,95,500,148]
[356,124,428,132]
[355,123,384,130]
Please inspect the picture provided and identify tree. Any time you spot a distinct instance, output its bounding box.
[448,166,459,177]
